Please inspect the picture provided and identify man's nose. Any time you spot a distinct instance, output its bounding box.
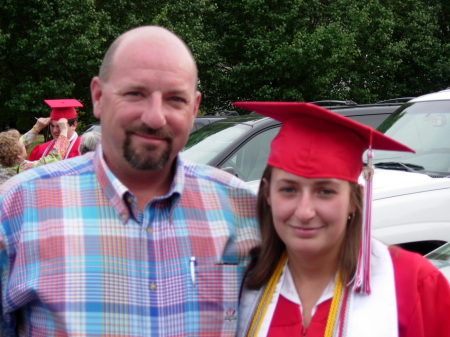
[140,94,167,129]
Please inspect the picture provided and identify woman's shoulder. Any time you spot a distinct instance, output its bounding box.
[388,245,450,337]
[388,245,441,282]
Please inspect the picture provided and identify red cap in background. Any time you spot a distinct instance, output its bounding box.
[44,99,83,120]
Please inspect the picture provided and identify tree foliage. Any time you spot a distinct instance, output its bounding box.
[1,0,449,130]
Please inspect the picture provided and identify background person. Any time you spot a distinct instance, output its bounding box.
[27,99,83,161]
[0,117,69,185]
[235,102,450,337]
[0,26,260,336]
[79,131,101,154]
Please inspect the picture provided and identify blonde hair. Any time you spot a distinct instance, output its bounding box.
[0,129,21,167]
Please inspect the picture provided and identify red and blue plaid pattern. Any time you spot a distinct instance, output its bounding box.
[0,146,260,336]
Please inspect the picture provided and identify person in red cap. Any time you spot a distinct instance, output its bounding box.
[27,99,83,161]
[0,118,70,185]
[0,26,259,336]
[235,102,450,337]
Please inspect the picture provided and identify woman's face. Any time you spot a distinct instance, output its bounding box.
[266,167,355,259]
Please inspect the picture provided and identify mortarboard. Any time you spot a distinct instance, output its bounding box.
[233,101,413,183]
[233,101,415,295]
[44,99,83,120]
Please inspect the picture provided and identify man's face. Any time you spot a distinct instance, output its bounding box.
[49,120,76,140]
[91,33,201,176]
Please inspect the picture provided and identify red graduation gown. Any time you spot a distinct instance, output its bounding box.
[28,137,81,161]
[268,247,450,337]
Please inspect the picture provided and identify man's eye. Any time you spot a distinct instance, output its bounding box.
[126,92,141,96]
[168,95,188,103]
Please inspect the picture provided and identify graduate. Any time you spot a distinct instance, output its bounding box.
[28,99,83,160]
[235,102,450,337]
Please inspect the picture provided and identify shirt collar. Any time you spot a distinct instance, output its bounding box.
[93,144,183,224]
[281,261,336,312]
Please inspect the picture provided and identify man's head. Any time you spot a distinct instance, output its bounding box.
[45,99,83,140]
[90,26,201,178]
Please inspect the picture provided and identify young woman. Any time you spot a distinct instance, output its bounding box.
[0,118,69,185]
[234,102,450,337]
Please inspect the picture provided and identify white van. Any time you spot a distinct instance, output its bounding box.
[366,89,450,254]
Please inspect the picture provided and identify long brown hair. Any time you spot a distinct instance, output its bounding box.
[245,165,363,289]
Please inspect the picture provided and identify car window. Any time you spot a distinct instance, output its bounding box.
[182,123,251,164]
[220,126,280,182]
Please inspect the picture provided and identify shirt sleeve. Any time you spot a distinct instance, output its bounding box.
[20,130,38,147]
[18,135,70,172]
[390,246,450,337]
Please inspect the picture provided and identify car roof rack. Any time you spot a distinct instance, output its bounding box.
[203,110,239,116]
[376,97,415,104]
[310,100,358,106]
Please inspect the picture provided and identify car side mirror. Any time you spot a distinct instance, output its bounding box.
[221,166,238,177]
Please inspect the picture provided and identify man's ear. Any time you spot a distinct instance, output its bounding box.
[192,91,202,118]
[90,77,103,119]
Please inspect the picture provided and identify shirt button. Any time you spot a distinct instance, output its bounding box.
[147,227,153,234]
[150,282,157,291]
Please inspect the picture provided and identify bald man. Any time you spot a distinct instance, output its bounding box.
[0,26,260,336]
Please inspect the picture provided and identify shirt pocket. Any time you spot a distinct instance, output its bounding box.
[188,263,243,335]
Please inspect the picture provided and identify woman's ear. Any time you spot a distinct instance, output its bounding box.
[262,177,271,206]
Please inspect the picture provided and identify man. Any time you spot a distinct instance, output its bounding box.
[27,99,83,160]
[0,26,260,336]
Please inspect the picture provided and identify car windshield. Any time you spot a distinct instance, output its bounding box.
[181,122,251,164]
[425,242,450,280]
[372,101,450,177]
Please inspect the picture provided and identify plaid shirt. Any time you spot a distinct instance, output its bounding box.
[0,145,260,336]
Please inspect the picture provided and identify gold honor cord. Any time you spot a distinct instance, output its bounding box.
[324,274,344,337]
[246,252,287,337]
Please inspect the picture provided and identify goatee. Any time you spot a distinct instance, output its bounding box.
[123,127,172,170]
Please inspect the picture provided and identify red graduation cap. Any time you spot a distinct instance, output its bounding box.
[233,101,414,183]
[44,99,83,120]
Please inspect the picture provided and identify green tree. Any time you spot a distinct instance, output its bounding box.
[0,0,108,131]
[1,0,449,126]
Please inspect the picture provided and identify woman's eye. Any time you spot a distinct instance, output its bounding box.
[280,186,296,194]
[319,188,335,196]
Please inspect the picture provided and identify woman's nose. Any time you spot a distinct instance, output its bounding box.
[294,193,316,222]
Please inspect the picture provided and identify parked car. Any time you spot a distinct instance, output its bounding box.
[82,123,101,134]
[81,111,240,135]
[425,242,450,281]
[191,111,239,132]
[182,91,450,255]
[182,99,404,183]
[368,89,450,254]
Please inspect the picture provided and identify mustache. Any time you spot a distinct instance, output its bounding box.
[125,126,172,139]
